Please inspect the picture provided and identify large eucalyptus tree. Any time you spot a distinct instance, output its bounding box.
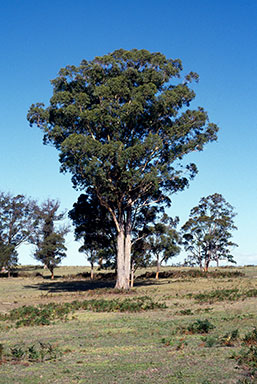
[28,49,218,289]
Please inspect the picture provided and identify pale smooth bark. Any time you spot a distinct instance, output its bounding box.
[124,232,131,288]
[114,205,132,290]
[115,229,130,289]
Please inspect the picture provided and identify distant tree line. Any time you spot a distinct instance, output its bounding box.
[69,191,238,279]
[0,192,68,278]
[0,189,237,279]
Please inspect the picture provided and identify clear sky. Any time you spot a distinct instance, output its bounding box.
[0,0,256,266]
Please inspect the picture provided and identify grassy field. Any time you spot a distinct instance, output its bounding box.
[0,265,256,383]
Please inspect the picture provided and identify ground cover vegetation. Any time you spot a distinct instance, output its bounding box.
[28,48,219,289]
[0,266,256,383]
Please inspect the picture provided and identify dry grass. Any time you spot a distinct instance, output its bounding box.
[0,265,256,383]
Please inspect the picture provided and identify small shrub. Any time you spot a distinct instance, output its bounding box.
[10,345,26,360]
[244,289,257,298]
[230,329,257,374]
[187,319,215,334]
[140,269,244,279]
[176,339,188,350]
[220,329,240,346]
[201,335,219,347]
[243,328,257,346]
[161,337,174,347]
[6,342,62,363]
[0,344,3,360]
[191,289,241,303]
[191,288,257,303]
[178,309,193,315]
[27,345,40,361]
[231,346,257,368]
[195,307,213,313]
[5,296,166,328]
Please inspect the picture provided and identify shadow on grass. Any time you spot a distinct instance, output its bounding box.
[23,277,164,293]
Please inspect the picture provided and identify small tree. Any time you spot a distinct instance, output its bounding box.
[69,192,116,279]
[0,192,37,275]
[182,193,237,271]
[34,200,68,279]
[147,215,180,279]
[0,244,17,275]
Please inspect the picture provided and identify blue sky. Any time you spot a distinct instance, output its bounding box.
[0,0,256,266]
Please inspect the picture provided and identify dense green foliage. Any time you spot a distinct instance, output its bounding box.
[186,318,215,334]
[33,200,68,278]
[28,48,218,289]
[190,288,257,303]
[1,296,166,327]
[69,193,116,273]
[0,192,37,271]
[146,214,180,278]
[0,341,62,362]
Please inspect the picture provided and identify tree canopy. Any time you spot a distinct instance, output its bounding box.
[33,199,68,279]
[182,193,237,271]
[69,192,116,277]
[0,192,37,273]
[147,214,181,279]
[28,49,219,289]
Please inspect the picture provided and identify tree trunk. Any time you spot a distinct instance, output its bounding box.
[156,255,160,279]
[90,262,94,280]
[115,229,129,289]
[98,257,103,270]
[115,208,132,290]
[124,232,131,288]
[204,258,210,272]
[50,268,54,279]
[130,261,135,288]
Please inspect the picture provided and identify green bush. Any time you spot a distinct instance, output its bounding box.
[231,346,257,368]
[5,341,62,362]
[220,329,240,346]
[190,288,257,303]
[4,296,166,327]
[187,319,215,334]
[243,328,257,346]
[201,335,219,347]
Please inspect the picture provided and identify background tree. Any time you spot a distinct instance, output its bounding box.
[129,205,160,286]
[147,214,180,279]
[69,193,159,283]
[28,49,218,289]
[34,199,68,279]
[0,192,37,275]
[69,192,116,279]
[181,193,238,271]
